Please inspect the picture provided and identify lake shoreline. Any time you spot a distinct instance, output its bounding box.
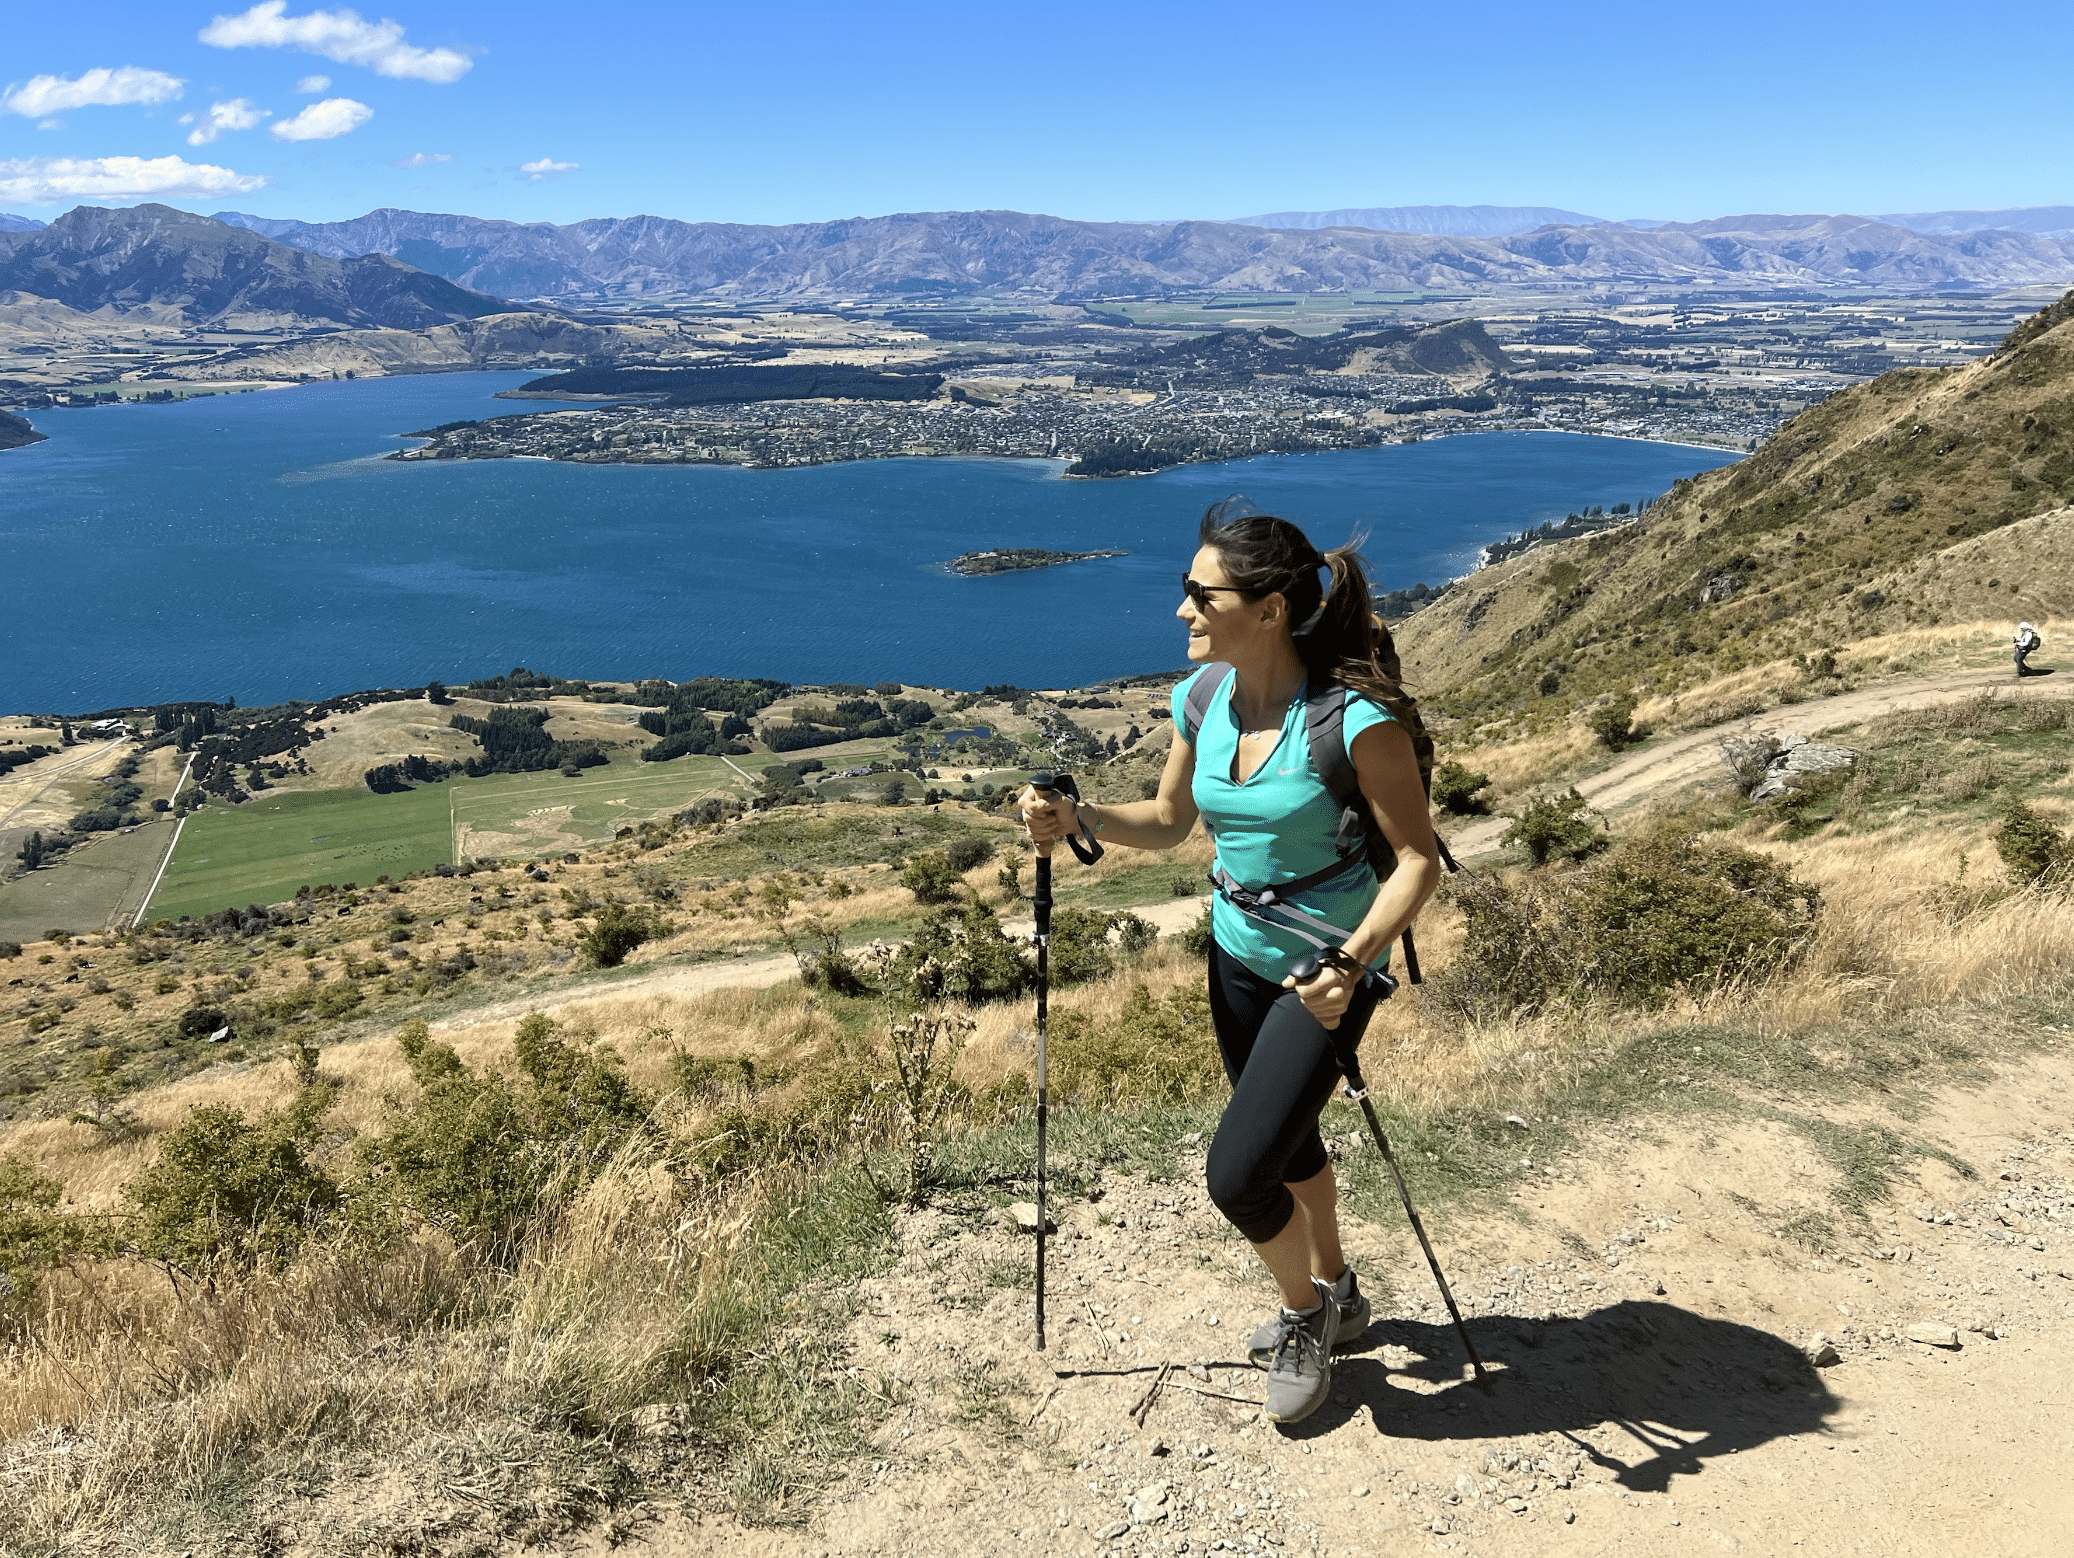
[1,373,1736,712]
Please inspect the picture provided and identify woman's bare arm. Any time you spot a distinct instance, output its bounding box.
[1020,729,1199,852]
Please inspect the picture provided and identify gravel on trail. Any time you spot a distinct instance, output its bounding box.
[567,1038,2074,1558]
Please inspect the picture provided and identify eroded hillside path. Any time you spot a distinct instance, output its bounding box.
[561,1042,2074,1558]
[1446,667,2073,858]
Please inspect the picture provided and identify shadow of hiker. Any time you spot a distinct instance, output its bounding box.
[1279,1299,1838,1492]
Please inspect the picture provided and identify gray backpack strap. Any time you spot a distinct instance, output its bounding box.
[1302,679,1458,986]
[1303,681,1376,866]
[1180,662,1234,748]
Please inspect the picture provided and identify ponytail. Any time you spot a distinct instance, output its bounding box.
[1196,500,1416,723]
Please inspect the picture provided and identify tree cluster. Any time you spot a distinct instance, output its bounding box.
[363,754,459,793]
[447,708,606,776]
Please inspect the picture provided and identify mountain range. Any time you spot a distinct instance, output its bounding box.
[1231,205,1602,236]
[0,204,510,329]
[1,205,2070,332]
[199,206,2074,301]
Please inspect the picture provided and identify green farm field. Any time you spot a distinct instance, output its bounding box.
[144,754,762,920]
[148,784,454,921]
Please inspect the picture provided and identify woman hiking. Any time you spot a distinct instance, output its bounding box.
[1020,501,1443,1425]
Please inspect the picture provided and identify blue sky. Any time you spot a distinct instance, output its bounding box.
[4,1,2070,227]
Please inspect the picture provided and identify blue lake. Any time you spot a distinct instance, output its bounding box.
[0,373,1734,711]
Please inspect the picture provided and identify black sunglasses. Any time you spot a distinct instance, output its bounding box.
[1181,574,1246,608]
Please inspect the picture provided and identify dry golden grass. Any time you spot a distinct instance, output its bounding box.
[6,733,2073,1552]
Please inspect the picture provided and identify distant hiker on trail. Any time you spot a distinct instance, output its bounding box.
[2014,620,2043,678]
[1020,500,1443,1426]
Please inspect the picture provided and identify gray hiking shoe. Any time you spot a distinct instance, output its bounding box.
[1249,1269,1370,1367]
[1262,1278,1338,1425]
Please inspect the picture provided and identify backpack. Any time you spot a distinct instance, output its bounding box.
[1181,661,1459,982]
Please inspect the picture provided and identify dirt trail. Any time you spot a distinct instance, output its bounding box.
[430,896,1213,1037]
[1445,669,2073,858]
[569,1039,2074,1558]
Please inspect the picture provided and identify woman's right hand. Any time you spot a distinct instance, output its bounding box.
[1017,783,1078,850]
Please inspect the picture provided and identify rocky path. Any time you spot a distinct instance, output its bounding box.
[1446,669,2073,858]
[569,1037,2074,1558]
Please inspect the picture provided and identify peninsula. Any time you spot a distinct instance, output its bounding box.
[946,547,1127,575]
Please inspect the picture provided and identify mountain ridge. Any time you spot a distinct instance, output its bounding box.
[1230,204,1602,235]
[0,205,515,330]
[187,206,2074,300]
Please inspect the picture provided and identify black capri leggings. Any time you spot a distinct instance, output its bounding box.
[1204,938,1381,1244]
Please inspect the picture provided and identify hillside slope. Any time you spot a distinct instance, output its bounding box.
[1397,289,2074,727]
[0,205,513,330]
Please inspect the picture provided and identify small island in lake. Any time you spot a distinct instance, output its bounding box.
[947,547,1127,575]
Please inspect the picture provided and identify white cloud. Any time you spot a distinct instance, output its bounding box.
[517,157,577,182]
[200,3,472,83]
[0,154,266,205]
[2,66,185,118]
[390,150,450,168]
[295,74,332,93]
[186,98,268,145]
[270,96,372,140]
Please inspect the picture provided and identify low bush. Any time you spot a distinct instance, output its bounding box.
[1587,693,1639,749]
[1428,826,1821,1016]
[356,1014,655,1255]
[579,902,668,967]
[1995,801,2073,887]
[124,1088,340,1276]
[893,900,1030,1004]
[899,849,966,905]
[1430,761,1492,816]
[1049,981,1221,1105]
[2,1152,106,1321]
[1501,788,1607,866]
[943,836,996,873]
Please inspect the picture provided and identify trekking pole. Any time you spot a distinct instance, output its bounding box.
[1029,782,1055,1353]
[1026,772,1101,1353]
[1289,954,1492,1390]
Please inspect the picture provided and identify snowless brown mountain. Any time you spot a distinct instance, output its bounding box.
[0,204,511,329]
[207,206,2074,300]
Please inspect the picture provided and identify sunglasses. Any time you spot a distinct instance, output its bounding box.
[1181,574,1247,609]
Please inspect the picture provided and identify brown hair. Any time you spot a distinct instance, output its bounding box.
[1196,499,1414,721]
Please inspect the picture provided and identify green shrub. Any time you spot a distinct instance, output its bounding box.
[1570,829,1821,1000]
[177,1004,229,1038]
[668,1051,760,1100]
[943,836,996,874]
[124,1089,340,1275]
[899,849,966,905]
[1,1153,104,1323]
[1428,828,1821,1016]
[1587,693,1639,749]
[357,1014,655,1255]
[1501,788,1608,866]
[892,900,1031,1004]
[1430,761,1492,816]
[1050,982,1221,1105]
[1995,802,2073,886]
[1180,904,1215,958]
[578,902,667,967]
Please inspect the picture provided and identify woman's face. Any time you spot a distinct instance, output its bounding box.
[1179,545,1273,663]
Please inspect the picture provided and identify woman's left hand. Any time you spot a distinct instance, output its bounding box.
[1282,962,1355,1030]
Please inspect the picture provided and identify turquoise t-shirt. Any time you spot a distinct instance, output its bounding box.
[1172,667,1396,982]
